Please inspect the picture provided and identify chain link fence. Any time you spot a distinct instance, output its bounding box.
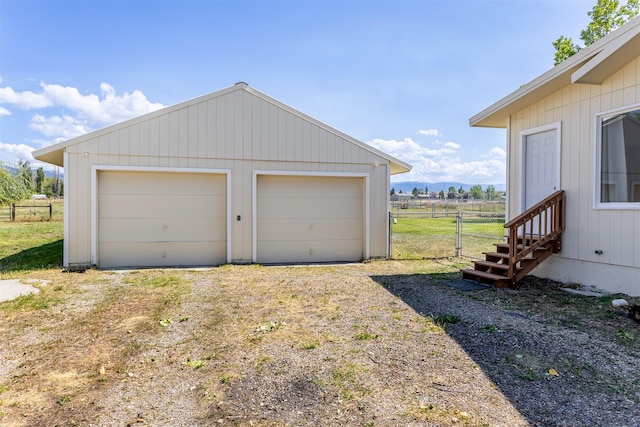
[389,205,505,260]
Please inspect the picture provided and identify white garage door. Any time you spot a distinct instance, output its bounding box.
[256,175,364,263]
[97,171,227,268]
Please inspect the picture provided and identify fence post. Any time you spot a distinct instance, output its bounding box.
[388,211,392,258]
[49,203,52,220]
[455,210,462,257]
[11,203,15,222]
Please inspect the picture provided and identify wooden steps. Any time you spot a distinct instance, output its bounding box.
[461,190,566,288]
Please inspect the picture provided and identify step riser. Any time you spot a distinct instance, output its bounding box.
[463,237,561,288]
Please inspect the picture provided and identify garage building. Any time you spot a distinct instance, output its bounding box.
[33,83,411,269]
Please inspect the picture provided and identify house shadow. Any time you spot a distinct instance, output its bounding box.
[0,239,63,272]
[369,272,622,427]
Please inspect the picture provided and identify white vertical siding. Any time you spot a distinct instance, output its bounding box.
[509,56,640,272]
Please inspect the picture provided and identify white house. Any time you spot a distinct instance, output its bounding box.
[470,16,640,296]
[33,83,411,269]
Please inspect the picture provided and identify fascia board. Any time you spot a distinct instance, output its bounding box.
[244,86,412,175]
[469,58,592,128]
[468,17,640,129]
[32,82,412,175]
[32,84,246,167]
[572,29,640,84]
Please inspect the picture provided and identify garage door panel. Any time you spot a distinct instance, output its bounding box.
[100,218,226,243]
[98,171,227,268]
[99,171,226,196]
[98,241,227,268]
[99,194,226,219]
[258,175,362,197]
[257,240,362,264]
[256,175,364,263]
[257,197,363,219]
[257,219,362,241]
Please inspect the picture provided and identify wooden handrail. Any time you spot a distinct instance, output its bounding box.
[504,190,565,280]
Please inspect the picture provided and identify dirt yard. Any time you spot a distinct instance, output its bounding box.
[0,260,638,426]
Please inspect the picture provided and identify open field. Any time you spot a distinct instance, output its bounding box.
[390,215,505,259]
[0,200,63,271]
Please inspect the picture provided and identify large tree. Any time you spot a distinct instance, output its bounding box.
[0,162,30,205]
[16,160,34,191]
[553,0,639,65]
[485,185,497,201]
[36,167,45,194]
[469,184,484,200]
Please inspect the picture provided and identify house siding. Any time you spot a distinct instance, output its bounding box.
[61,88,393,266]
[508,57,640,293]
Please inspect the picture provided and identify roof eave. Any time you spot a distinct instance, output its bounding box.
[390,162,412,175]
[32,84,246,168]
[32,145,65,167]
[32,83,413,175]
[572,29,640,84]
[469,15,640,129]
[469,56,595,128]
[244,86,413,176]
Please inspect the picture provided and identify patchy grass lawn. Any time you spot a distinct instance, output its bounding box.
[0,200,63,272]
[0,261,532,427]
[1,260,639,427]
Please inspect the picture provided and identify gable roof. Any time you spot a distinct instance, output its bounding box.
[33,83,412,175]
[470,15,640,128]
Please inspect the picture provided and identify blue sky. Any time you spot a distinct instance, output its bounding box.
[0,0,595,184]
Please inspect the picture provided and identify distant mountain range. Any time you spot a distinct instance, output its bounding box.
[390,181,506,194]
[2,166,498,194]
[2,165,63,179]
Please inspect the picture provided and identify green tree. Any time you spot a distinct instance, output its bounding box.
[438,190,445,199]
[424,186,428,194]
[485,185,497,201]
[16,160,34,192]
[0,162,30,205]
[553,0,639,65]
[458,186,464,195]
[43,176,64,197]
[390,187,395,196]
[469,184,484,200]
[412,187,419,197]
[552,36,581,65]
[35,167,45,193]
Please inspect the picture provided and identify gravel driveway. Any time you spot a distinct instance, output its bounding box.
[0,260,638,426]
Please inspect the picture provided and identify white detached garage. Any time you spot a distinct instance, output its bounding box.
[33,83,411,269]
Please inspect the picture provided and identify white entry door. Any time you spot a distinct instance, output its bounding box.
[524,129,558,210]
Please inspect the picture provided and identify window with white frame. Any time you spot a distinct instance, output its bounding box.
[598,107,640,205]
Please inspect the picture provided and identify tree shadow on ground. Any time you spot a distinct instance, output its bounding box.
[370,272,640,427]
[0,239,63,272]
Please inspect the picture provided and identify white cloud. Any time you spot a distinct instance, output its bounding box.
[0,142,37,165]
[368,134,506,184]
[29,114,91,139]
[0,86,52,109]
[489,146,506,158]
[39,82,163,126]
[0,81,165,146]
[418,129,441,137]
